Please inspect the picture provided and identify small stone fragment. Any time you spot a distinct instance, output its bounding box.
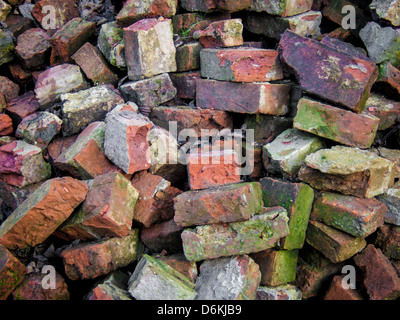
[0,76,19,103]
[324,275,364,300]
[256,284,302,300]
[0,114,13,137]
[6,92,40,125]
[0,29,14,66]
[377,188,400,226]
[193,19,243,48]
[86,270,132,300]
[370,0,400,27]
[97,22,126,69]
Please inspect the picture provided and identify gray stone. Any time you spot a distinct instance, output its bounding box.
[377,188,400,226]
[256,284,302,300]
[0,29,14,66]
[86,270,132,300]
[194,255,261,300]
[128,254,197,300]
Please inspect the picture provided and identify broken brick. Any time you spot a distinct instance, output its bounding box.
[169,71,201,100]
[0,114,13,136]
[193,19,243,48]
[0,244,26,300]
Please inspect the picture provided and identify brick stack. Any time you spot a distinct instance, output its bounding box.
[0,0,400,302]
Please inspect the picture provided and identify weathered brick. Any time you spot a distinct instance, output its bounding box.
[124,18,176,81]
[0,177,88,250]
[6,92,40,125]
[377,188,400,226]
[0,76,19,103]
[187,150,241,190]
[116,0,177,27]
[0,140,51,187]
[4,14,33,38]
[176,42,202,72]
[156,253,198,283]
[131,171,181,228]
[250,0,313,16]
[298,146,394,198]
[263,128,325,176]
[0,29,14,66]
[200,48,283,82]
[324,275,364,300]
[0,114,13,137]
[259,177,314,250]
[97,22,126,70]
[376,224,400,260]
[15,28,51,70]
[256,284,302,300]
[195,255,260,300]
[49,18,96,66]
[169,71,201,100]
[311,192,386,237]
[104,110,153,174]
[353,244,400,300]
[72,42,119,87]
[306,220,367,263]
[294,97,379,149]
[279,30,378,113]
[374,62,400,100]
[60,85,124,136]
[182,207,289,261]
[193,19,243,48]
[179,0,251,13]
[196,79,291,115]
[0,181,43,211]
[0,0,11,22]
[128,254,196,300]
[86,270,131,300]
[61,229,139,280]
[0,244,26,300]
[250,249,298,286]
[370,0,400,27]
[174,182,263,227]
[362,93,400,131]
[322,0,366,32]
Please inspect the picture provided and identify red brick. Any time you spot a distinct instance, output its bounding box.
[0,114,12,136]
[169,71,201,100]
[4,14,34,38]
[11,271,70,300]
[50,18,96,66]
[72,42,119,87]
[353,244,400,300]
[157,253,198,283]
[6,92,40,125]
[0,177,88,250]
[374,62,400,100]
[196,79,290,115]
[176,42,202,72]
[375,224,400,260]
[324,275,364,300]
[187,149,241,190]
[0,244,27,300]
[0,76,19,103]
[131,171,182,228]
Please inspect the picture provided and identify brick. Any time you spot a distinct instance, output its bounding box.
[250,249,298,286]
[372,148,400,182]
[8,63,33,86]
[256,284,302,300]
[97,22,126,70]
[12,271,70,300]
[196,79,291,115]
[370,0,400,27]
[298,146,394,198]
[54,122,121,179]
[0,76,19,103]
[0,181,43,211]
[324,275,364,300]
[15,28,51,70]
[263,128,325,176]
[6,92,40,125]
[374,62,400,100]
[306,220,367,263]
[362,93,400,131]
[360,22,400,68]
[174,182,263,227]
[148,126,187,185]
[353,244,400,300]
[128,254,196,300]
[0,0,11,22]
[245,11,321,40]
[131,171,181,228]
[243,143,263,179]
[4,14,34,38]
[79,172,139,238]
[34,64,89,109]
[322,0,366,32]
[61,229,139,280]
[259,177,314,250]
[72,42,119,87]
[49,18,96,66]
[279,30,378,113]
[187,150,241,190]
[140,219,184,254]
[0,29,14,66]
[194,255,260,300]
[0,244,26,300]
[182,207,289,261]
[0,177,88,250]
[46,135,77,163]
[124,18,176,81]
[311,192,386,237]
[179,0,251,12]
[294,98,379,149]
[176,42,202,72]
[377,188,400,226]
[60,85,124,136]
[200,48,283,82]
[0,114,13,136]
[376,224,400,260]
[104,110,153,174]
[169,71,201,99]
[156,253,198,283]
[15,112,62,149]
[86,270,131,300]
[250,0,313,16]
[116,0,177,28]
[193,19,243,48]
[31,0,80,35]
[0,140,51,187]
[120,73,177,116]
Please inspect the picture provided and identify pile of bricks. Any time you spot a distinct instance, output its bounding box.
[1,0,400,301]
